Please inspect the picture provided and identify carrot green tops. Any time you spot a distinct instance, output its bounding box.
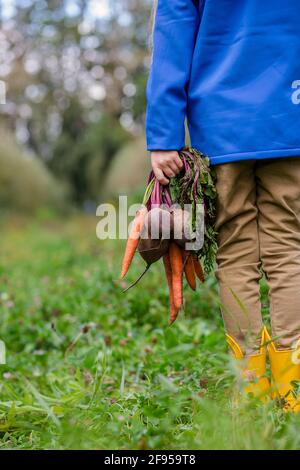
[146,0,300,165]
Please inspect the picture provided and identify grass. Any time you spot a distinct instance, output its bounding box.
[0,214,300,450]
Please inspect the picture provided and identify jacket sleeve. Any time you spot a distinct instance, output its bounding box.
[146,0,200,151]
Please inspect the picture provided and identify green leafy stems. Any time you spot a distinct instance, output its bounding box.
[142,148,218,274]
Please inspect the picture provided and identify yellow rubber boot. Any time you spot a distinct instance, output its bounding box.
[226,328,270,400]
[265,330,300,412]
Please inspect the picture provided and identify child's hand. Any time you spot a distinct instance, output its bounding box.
[151,150,183,185]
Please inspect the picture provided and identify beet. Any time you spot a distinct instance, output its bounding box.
[140,207,172,240]
[123,209,171,292]
[172,208,195,248]
[138,208,171,264]
[138,237,169,264]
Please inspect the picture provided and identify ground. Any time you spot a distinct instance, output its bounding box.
[0,215,299,450]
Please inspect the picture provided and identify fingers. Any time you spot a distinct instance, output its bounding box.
[151,151,183,185]
[162,153,183,175]
[174,154,184,170]
[163,166,176,179]
[168,162,181,174]
[153,167,169,185]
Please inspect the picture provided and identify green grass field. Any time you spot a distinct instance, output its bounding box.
[0,215,299,450]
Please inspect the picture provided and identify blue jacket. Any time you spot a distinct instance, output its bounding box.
[146,0,300,165]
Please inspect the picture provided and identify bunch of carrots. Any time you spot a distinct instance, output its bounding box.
[162,243,205,324]
[120,148,217,325]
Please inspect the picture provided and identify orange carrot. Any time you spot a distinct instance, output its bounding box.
[120,208,147,279]
[184,252,196,291]
[163,252,178,325]
[192,255,205,283]
[169,242,183,314]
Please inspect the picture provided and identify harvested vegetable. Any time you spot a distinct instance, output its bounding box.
[121,147,217,324]
[138,206,171,263]
[140,207,172,241]
[183,252,196,291]
[169,148,217,274]
[169,242,183,313]
[138,237,169,265]
[172,207,195,247]
[120,207,147,279]
[163,252,178,325]
[193,255,205,284]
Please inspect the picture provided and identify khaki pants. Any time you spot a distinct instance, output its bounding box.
[215,157,300,355]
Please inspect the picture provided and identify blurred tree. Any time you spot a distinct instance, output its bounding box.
[0,126,66,213]
[0,0,152,204]
[49,100,129,204]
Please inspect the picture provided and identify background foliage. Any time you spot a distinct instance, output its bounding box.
[0,0,151,208]
[1,217,299,450]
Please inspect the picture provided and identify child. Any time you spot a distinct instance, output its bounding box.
[146,0,300,411]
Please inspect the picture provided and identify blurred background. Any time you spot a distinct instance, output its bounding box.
[0,0,152,215]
